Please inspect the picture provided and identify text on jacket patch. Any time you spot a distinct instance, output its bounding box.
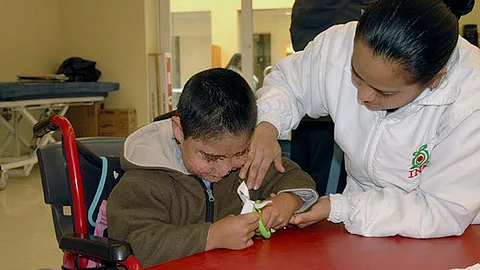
[409,144,430,179]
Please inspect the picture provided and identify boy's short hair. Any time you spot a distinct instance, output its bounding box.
[177,68,257,141]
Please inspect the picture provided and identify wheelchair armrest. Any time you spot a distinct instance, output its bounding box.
[59,233,134,262]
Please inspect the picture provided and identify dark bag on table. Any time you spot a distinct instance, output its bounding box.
[57,57,101,82]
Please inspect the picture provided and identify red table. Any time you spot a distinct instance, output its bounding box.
[146,222,480,270]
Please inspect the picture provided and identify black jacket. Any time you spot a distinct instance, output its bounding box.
[290,0,375,51]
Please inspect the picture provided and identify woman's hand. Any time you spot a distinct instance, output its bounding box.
[289,196,331,228]
[239,122,285,190]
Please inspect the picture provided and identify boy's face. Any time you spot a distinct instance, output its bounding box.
[172,116,251,182]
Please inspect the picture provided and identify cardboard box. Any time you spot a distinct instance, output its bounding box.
[98,109,137,137]
[65,104,102,137]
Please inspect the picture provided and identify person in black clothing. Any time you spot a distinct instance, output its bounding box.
[290,0,375,51]
[289,0,375,196]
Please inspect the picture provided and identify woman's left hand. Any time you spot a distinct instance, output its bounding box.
[289,196,331,228]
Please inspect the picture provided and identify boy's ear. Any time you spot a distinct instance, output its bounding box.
[171,116,185,144]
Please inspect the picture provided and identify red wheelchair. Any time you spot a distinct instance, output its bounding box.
[34,115,143,270]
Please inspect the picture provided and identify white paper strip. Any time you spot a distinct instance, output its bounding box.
[237,181,272,214]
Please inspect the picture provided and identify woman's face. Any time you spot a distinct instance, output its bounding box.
[351,39,426,111]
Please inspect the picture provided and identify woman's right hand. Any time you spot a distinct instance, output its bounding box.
[239,122,286,190]
[289,196,331,228]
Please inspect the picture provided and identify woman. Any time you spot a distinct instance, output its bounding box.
[239,0,480,238]
[226,53,259,90]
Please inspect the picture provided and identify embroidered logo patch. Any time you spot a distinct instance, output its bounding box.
[408,144,429,179]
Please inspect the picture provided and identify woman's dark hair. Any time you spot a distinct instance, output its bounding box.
[177,68,257,141]
[356,0,475,84]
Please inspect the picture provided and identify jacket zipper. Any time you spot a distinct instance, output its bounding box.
[194,176,215,223]
[366,117,385,182]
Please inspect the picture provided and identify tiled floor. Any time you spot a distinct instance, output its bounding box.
[0,167,62,270]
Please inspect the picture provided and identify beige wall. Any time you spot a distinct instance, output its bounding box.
[0,0,62,81]
[173,12,212,86]
[173,12,211,37]
[145,0,160,54]
[253,9,292,67]
[171,0,479,76]
[171,1,240,68]
[0,0,63,150]
[2,0,477,127]
[58,0,150,126]
[460,3,480,35]
[171,0,295,67]
[0,0,152,126]
[179,36,212,85]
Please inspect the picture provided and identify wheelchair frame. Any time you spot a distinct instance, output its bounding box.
[34,115,142,270]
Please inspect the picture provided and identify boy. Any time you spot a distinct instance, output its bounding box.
[107,68,317,266]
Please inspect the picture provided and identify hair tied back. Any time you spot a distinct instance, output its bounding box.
[442,0,475,18]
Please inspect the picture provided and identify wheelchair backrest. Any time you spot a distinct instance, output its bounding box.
[36,137,125,243]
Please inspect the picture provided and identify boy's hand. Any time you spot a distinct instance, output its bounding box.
[260,193,302,231]
[206,212,260,251]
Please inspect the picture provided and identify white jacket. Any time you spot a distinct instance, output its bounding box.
[257,21,480,238]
